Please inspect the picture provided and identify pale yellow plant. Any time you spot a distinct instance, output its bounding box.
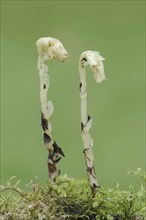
[79,50,106,195]
[36,37,69,181]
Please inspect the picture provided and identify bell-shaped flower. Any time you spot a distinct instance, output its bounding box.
[80,50,106,83]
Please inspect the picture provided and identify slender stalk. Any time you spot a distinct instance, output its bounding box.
[79,50,106,196]
[36,37,69,181]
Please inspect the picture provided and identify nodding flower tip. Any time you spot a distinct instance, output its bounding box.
[36,37,69,62]
[80,50,106,83]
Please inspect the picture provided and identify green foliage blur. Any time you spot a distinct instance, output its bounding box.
[1,1,145,189]
[0,169,146,219]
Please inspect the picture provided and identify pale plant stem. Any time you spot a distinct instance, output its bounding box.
[36,37,69,181]
[79,67,98,196]
[79,50,106,196]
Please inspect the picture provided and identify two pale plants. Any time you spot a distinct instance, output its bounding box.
[0,36,145,220]
[36,36,106,196]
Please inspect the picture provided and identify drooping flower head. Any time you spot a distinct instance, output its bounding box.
[36,37,69,62]
[80,50,106,83]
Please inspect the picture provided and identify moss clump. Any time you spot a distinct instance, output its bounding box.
[0,169,145,220]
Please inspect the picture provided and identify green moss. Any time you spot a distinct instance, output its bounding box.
[0,169,145,220]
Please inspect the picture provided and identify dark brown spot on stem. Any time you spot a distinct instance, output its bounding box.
[53,141,65,157]
[92,184,98,197]
[79,82,82,92]
[87,115,91,122]
[83,148,90,154]
[43,133,51,144]
[87,167,93,175]
[41,112,48,131]
[48,162,56,175]
[87,166,96,178]
[54,156,62,163]
[81,122,84,131]
[83,148,91,161]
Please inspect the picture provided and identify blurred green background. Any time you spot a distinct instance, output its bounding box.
[1,1,145,190]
